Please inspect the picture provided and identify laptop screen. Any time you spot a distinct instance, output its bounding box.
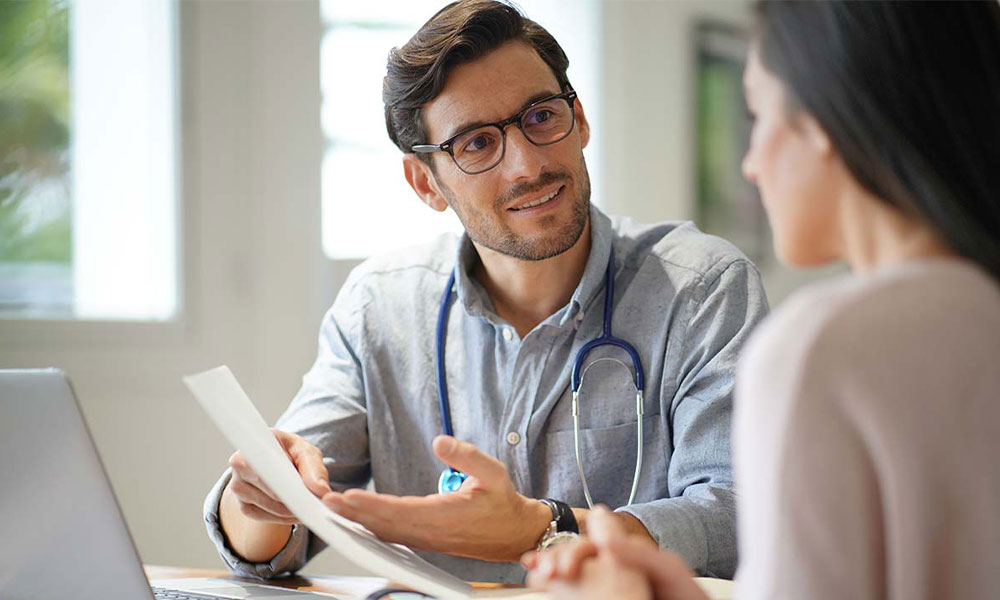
[0,369,155,600]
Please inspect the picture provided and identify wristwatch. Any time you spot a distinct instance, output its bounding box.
[536,498,580,551]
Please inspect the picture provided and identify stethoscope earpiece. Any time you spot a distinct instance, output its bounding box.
[437,467,468,494]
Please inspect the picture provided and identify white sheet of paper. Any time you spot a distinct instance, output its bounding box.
[184,366,478,600]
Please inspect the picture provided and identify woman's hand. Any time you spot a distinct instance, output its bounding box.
[524,506,711,600]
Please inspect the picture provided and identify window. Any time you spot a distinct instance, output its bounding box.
[320,0,602,259]
[0,0,178,321]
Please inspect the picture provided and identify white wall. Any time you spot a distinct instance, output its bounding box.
[601,0,749,221]
[1,0,833,579]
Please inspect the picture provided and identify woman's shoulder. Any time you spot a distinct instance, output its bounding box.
[759,260,996,351]
[739,260,1000,408]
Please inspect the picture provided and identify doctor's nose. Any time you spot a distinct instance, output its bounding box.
[499,129,547,182]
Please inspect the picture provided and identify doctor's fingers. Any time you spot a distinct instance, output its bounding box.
[274,430,332,497]
[325,492,456,542]
[228,452,280,498]
[229,476,297,522]
[432,435,509,484]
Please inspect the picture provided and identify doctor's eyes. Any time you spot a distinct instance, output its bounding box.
[524,108,555,125]
[464,134,497,153]
[458,131,501,155]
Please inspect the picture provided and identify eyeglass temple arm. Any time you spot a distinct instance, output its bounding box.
[411,143,447,153]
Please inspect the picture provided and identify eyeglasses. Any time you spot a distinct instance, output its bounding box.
[411,89,578,175]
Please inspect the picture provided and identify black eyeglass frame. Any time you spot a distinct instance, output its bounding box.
[410,89,578,175]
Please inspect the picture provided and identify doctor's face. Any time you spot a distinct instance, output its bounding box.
[410,41,592,261]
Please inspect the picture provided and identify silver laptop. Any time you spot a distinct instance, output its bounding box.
[0,369,335,600]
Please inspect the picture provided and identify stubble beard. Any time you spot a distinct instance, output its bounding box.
[439,158,592,262]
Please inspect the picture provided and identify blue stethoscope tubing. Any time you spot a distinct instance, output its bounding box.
[435,247,646,508]
[436,269,469,494]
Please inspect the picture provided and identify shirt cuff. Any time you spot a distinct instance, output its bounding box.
[615,488,736,579]
[203,468,310,578]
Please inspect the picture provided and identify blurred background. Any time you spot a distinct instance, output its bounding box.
[0,0,842,576]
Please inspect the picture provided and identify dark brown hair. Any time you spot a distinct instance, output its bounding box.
[754,1,1000,280]
[382,0,572,158]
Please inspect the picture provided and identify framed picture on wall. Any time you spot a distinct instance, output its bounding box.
[694,21,770,266]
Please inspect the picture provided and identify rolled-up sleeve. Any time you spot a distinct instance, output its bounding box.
[203,278,372,578]
[618,259,769,579]
[203,468,316,578]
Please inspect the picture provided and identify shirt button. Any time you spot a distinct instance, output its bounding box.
[506,431,521,445]
[502,328,514,341]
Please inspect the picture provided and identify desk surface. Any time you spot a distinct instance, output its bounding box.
[144,565,734,600]
[144,565,515,595]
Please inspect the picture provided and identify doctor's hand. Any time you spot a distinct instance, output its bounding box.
[322,435,552,562]
[526,507,708,600]
[225,429,331,525]
[220,429,331,563]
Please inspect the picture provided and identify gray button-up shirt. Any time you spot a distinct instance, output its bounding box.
[205,206,768,583]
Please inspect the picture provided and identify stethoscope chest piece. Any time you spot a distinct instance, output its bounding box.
[438,467,468,493]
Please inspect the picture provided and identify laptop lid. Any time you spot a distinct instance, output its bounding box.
[0,368,154,600]
[0,369,335,600]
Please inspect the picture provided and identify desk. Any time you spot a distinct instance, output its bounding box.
[144,565,734,599]
[144,565,519,597]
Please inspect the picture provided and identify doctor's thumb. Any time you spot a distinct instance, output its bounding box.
[432,434,459,458]
[432,435,506,483]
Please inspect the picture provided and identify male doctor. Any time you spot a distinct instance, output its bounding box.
[205,0,767,583]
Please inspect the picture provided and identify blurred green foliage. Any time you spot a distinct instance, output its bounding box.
[695,38,768,265]
[697,62,742,220]
[0,0,72,264]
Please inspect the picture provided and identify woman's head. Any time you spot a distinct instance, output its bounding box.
[743,1,1000,277]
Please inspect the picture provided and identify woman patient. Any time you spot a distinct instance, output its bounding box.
[525,2,1000,599]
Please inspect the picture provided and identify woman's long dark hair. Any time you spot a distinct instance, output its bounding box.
[754,1,1000,280]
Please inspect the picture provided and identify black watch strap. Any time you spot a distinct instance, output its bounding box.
[539,498,579,534]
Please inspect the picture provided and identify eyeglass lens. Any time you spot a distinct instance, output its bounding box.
[451,97,574,174]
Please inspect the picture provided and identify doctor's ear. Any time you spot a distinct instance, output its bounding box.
[574,97,591,150]
[403,154,449,212]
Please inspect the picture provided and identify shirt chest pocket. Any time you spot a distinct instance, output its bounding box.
[531,414,668,510]
[545,356,658,432]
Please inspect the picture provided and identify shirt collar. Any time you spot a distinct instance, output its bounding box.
[451,204,615,327]
[452,233,496,322]
[563,205,613,326]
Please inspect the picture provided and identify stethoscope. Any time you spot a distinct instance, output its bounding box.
[435,247,646,508]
